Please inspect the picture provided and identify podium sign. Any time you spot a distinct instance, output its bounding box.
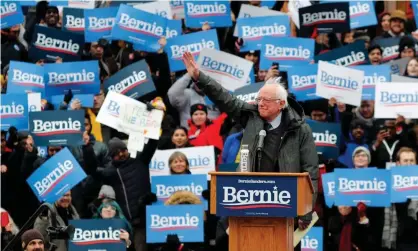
[216,175,297,217]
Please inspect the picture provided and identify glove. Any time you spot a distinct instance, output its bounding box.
[138,192,157,207]
[63,89,73,104]
[6,126,18,147]
[202,190,210,201]
[163,234,182,251]
[357,202,367,218]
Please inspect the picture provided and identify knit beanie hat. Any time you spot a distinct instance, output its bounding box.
[98,185,116,200]
[352,146,371,164]
[21,229,44,249]
[108,137,127,157]
[398,36,416,54]
[190,103,208,117]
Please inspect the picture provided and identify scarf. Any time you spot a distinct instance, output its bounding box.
[382,204,398,249]
[354,108,374,127]
[56,206,73,226]
[408,200,418,220]
[339,215,352,251]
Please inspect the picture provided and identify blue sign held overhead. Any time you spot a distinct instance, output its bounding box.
[288,64,318,101]
[302,227,323,251]
[104,59,156,99]
[29,110,85,146]
[151,174,208,210]
[26,147,87,203]
[307,121,341,159]
[165,29,220,72]
[315,40,368,66]
[321,172,335,208]
[29,25,84,62]
[216,175,297,217]
[7,61,45,96]
[391,165,418,203]
[69,219,126,251]
[112,4,167,52]
[0,1,24,29]
[165,19,182,39]
[184,1,232,28]
[146,205,205,243]
[372,37,400,63]
[349,1,377,29]
[0,94,29,131]
[335,168,391,207]
[352,65,391,100]
[234,82,264,104]
[44,61,100,96]
[63,7,85,33]
[237,15,291,52]
[260,36,314,71]
[84,7,117,43]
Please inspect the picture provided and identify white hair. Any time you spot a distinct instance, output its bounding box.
[258,77,288,107]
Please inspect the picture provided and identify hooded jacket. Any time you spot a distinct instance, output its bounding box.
[193,72,319,206]
[187,113,228,152]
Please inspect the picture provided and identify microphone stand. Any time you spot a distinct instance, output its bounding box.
[2,203,58,251]
[256,148,262,172]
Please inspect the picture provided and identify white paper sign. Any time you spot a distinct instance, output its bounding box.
[134,1,173,19]
[28,93,42,112]
[197,48,253,91]
[68,0,95,9]
[128,131,145,157]
[149,146,216,180]
[375,82,418,119]
[233,4,285,36]
[288,0,311,28]
[170,0,185,19]
[96,91,163,139]
[316,61,364,107]
[391,74,418,83]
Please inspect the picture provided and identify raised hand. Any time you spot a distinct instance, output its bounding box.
[182,52,200,81]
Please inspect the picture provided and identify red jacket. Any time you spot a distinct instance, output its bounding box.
[187,113,228,151]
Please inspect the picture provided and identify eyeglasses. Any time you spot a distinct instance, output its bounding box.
[255,98,280,104]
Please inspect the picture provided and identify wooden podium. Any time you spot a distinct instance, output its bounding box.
[209,172,314,251]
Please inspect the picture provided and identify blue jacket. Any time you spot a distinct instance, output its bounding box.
[222,131,243,164]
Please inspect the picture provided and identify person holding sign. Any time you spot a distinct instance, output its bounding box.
[181,52,318,229]
[168,151,191,175]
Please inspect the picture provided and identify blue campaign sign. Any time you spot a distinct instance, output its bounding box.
[29,25,84,62]
[260,36,314,71]
[63,7,84,33]
[29,110,85,146]
[184,1,232,28]
[349,1,377,29]
[165,19,182,39]
[151,174,208,210]
[146,205,204,243]
[104,59,155,99]
[315,40,368,66]
[335,168,391,207]
[37,146,48,158]
[0,94,29,131]
[352,65,391,100]
[298,2,350,37]
[165,29,220,72]
[44,61,100,96]
[26,147,87,203]
[7,61,45,96]
[237,15,291,52]
[50,94,94,109]
[84,7,117,43]
[391,165,418,203]
[413,1,418,29]
[302,227,323,251]
[69,219,126,251]
[372,37,400,62]
[321,172,335,208]
[216,175,297,217]
[234,82,264,104]
[306,121,341,159]
[0,1,24,29]
[288,64,318,101]
[112,4,167,52]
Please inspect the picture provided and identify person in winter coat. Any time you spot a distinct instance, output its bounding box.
[158,126,193,150]
[87,137,159,251]
[167,74,220,128]
[328,203,374,251]
[182,52,318,228]
[188,104,228,162]
[34,191,80,251]
[352,147,371,169]
[21,229,45,251]
[93,200,132,249]
[1,24,28,70]
[168,151,192,175]
[338,119,370,169]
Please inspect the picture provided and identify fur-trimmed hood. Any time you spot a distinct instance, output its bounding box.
[164,191,202,205]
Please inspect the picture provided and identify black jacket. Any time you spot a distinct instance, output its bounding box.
[89,139,158,226]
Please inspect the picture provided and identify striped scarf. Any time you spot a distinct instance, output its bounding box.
[382,204,398,249]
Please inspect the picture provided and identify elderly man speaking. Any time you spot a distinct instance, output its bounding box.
[182,52,318,229]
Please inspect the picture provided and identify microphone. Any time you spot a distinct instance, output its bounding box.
[257,130,267,152]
